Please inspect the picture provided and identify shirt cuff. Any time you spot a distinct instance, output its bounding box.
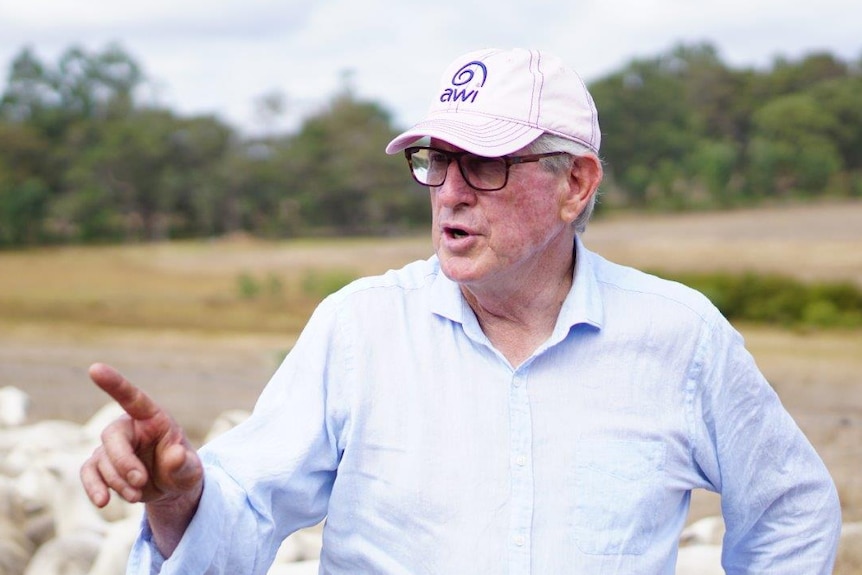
[128,516,165,575]
[128,476,227,574]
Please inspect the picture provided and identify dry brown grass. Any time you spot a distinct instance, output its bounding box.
[583,200,862,285]
[0,236,432,334]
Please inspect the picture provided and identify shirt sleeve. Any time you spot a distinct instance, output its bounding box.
[126,478,238,574]
[690,314,842,574]
[126,517,164,575]
[127,296,347,574]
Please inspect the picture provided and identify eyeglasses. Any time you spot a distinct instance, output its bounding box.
[404,146,570,192]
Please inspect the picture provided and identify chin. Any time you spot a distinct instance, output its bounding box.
[438,255,484,285]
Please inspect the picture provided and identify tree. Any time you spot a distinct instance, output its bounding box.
[588,48,701,206]
[764,52,849,96]
[809,76,862,170]
[0,121,52,245]
[281,85,425,235]
[53,109,233,241]
[0,44,144,139]
[687,140,739,206]
[2,41,861,246]
[748,93,843,196]
[52,44,142,119]
[0,47,54,125]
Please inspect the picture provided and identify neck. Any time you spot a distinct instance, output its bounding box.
[461,249,575,367]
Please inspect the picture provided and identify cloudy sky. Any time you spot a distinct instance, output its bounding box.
[1,1,859,136]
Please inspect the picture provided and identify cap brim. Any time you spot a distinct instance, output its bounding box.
[385,112,543,157]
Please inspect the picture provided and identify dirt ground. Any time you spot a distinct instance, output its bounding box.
[0,322,286,444]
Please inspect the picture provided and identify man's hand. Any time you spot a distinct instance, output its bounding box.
[80,363,203,555]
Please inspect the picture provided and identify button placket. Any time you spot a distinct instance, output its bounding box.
[508,371,533,574]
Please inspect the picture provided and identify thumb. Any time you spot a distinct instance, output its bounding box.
[160,443,203,492]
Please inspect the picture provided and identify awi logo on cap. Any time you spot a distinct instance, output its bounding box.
[439,61,487,104]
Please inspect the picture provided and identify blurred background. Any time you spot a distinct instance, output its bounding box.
[0,1,860,573]
[1,0,861,242]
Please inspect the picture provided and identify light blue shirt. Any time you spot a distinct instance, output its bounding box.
[131,238,841,574]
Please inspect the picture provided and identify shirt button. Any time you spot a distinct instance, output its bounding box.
[514,535,526,546]
[515,455,527,466]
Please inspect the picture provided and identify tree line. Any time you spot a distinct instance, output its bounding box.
[0,42,860,247]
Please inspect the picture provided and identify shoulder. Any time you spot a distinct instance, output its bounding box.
[311,257,440,322]
[287,257,441,354]
[585,248,722,328]
[329,257,439,300]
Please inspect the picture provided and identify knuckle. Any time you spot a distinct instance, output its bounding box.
[97,460,127,491]
[99,414,132,442]
[115,451,144,473]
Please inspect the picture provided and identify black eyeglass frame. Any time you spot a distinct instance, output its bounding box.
[403,146,570,192]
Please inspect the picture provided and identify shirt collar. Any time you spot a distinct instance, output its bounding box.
[428,257,465,322]
[428,236,604,332]
[557,235,604,331]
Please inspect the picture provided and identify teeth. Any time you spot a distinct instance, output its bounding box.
[451,229,467,238]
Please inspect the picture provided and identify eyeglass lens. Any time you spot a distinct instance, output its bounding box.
[409,148,507,191]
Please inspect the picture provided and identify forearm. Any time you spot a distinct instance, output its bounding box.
[130,464,292,575]
[716,388,842,571]
[723,478,841,574]
[697,320,842,572]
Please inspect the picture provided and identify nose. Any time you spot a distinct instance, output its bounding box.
[435,160,477,208]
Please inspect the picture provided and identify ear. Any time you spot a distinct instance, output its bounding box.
[559,154,603,224]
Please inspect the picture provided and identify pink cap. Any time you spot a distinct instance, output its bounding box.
[386,48,601,156]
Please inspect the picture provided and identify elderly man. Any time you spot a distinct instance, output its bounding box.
[81,48,841,574]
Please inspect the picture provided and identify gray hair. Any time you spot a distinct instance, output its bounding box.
[525,134,602,233]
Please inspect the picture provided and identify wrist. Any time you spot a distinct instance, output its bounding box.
[146,480,204,558]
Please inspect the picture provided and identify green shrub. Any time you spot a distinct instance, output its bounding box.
[300,269,357,299]
[266,273,284,298]
[236,272,262,300]
[654,271,862,329]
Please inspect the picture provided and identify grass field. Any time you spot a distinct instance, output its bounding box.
[1,199,861,530]
[1,199,860,335]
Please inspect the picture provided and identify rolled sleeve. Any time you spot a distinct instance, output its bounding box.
[128,473,254,575]
[693,317,842,573]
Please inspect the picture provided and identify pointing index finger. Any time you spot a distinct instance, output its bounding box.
[89,362,160,421]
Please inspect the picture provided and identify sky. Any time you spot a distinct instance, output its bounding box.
[1,0,859,136]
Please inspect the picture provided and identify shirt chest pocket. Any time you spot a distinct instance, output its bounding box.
[570,439,666,556]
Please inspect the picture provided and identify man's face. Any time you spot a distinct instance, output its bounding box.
[429,139,577,293]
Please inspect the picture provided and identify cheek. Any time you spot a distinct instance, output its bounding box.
[491,205,558,255]
[508,195,563,232]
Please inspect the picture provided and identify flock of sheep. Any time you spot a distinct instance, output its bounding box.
[0,385,320,575]
[1,384,860,575]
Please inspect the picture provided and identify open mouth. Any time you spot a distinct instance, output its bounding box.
[446,227,470,239]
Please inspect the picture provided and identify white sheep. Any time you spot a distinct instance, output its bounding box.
[0,475,35,575]
[1,419,89,476]
[274,525,323,563]
[0,386,30,428]
[22,531,102,575]
[266,559,321,575]
[675,543,724,575]
[86,507,144,575]
[14,449,109,540]
[82,508,320,575]
[675,515,724,574]
[1,411,130,575]
[203,408,251,444]
[835,521,862,575]
[677,514,861,574]
[679,514,725,546]
[82,402,126,443]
